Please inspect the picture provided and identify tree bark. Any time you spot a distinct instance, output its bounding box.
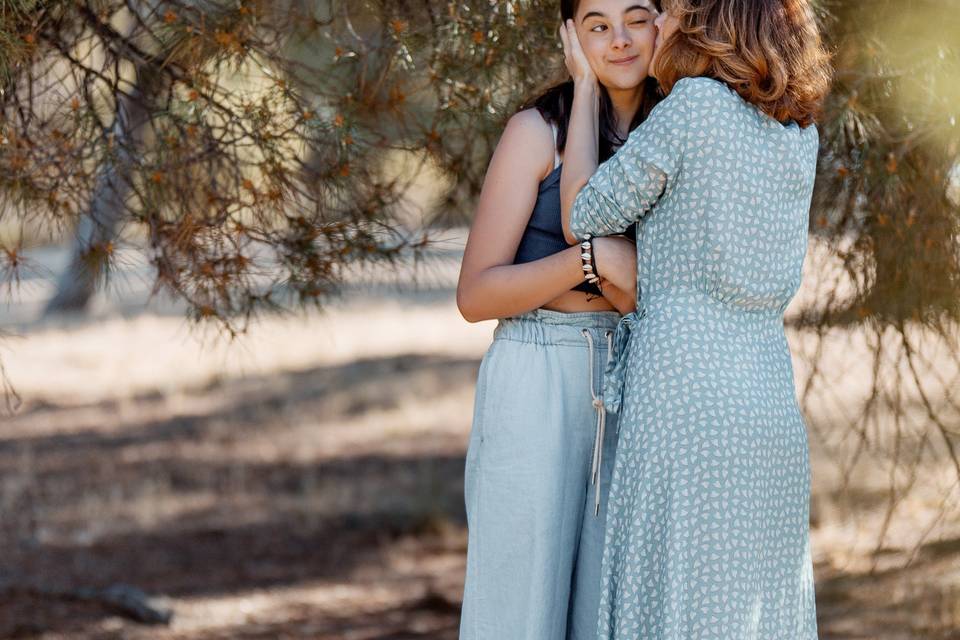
[42,24,153,317]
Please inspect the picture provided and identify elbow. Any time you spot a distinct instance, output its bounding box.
[561,215,579,245]
[456,284,485,324]
[561,192,583,245]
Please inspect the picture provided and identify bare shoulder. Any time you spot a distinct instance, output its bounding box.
[498,108,556,180]
[507,108,554,135]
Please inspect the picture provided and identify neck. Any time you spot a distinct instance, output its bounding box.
[605,85,645,139]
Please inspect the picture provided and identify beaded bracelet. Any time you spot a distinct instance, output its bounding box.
[580,235,603,293]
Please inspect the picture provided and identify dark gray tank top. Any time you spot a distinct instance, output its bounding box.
[512,124,635,295]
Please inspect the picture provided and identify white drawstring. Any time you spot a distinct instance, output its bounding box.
[582,328,615,516]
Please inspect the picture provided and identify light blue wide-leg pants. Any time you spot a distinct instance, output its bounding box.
[460,309,621,640]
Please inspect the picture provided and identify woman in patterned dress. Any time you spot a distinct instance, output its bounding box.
[558,0,832,637]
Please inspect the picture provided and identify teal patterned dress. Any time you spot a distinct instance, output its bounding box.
[569,77,819,639]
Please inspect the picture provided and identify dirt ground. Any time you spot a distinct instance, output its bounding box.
[1,240,959,639]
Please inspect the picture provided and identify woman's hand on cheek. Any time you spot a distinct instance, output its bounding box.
[559,20,596,86]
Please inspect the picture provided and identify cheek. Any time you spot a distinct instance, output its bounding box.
[637,27,657,53]
[580,36,608,68]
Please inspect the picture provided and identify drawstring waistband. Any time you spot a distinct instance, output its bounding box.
[490,310,623,517]
[581,328,614,517]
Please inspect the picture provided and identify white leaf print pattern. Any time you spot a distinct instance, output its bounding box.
[571,77,821,640]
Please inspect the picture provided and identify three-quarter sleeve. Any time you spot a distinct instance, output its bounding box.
[569,77,692,239]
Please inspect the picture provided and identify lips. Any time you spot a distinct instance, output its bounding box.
[609,55,639,66]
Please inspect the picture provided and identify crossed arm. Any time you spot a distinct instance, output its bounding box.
[455,110,635,323]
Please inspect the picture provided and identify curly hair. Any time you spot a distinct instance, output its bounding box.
[653,0,832,126]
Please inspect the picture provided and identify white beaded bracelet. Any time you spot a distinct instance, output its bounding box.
[580,235,602,293]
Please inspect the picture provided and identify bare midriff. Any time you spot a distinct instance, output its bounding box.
[540,289,617,313]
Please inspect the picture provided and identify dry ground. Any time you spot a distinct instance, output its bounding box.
[1,238,959,639]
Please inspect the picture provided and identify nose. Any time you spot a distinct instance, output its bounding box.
[611,23,633,50]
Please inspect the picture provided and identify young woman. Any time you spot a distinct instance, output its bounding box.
[456,1,661,637]
[559,0,832,637]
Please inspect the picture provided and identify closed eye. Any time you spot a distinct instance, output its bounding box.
[626,6,655,25]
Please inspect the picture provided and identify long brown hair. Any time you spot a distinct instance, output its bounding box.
[653,0,832,126]
[521,0,663,162]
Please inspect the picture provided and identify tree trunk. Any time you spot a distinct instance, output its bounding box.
[42,40,152,317]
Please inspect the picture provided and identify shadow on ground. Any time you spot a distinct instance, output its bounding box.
[1,354,477,639]
[1,353,959,638]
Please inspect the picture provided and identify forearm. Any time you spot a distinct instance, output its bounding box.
[560,81,600,244]
[457,245,587,322]
[601,281,636,315]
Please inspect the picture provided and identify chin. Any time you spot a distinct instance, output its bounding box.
[601,75,647,92]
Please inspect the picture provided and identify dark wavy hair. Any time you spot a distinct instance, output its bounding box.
[520,0,663,162]
[654,0,832,126]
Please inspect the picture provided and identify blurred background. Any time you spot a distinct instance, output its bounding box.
[0,0,958,638]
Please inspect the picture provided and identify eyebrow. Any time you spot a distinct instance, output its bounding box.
[581,5,654,22]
